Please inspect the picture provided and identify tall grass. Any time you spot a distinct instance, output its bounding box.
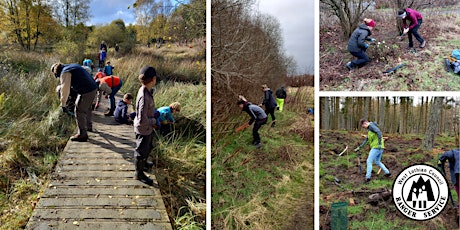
[150,82,206,229]
[0,51,74,228]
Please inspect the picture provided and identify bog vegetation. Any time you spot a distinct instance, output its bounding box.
[0,0,205,229]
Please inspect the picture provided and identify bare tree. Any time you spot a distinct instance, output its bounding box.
[320,0,374,38]
[422,97,444,151]
[51,0,90,27]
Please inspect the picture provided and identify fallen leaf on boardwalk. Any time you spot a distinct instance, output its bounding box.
[113,186,117,190]
[135,196,139,199]
[73,221,79,226]
[123,179,127,182]
[95,194,100,198]
[108,195,112,198]
[131,201,136,205]
[85,207,89,210]
[95,178,101,182]
[48,184,53,187]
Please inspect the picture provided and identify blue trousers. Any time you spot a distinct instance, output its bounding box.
[408,19,424,47]
[109,80,123,111]
[366,148,390,179]
[350,50,370,67]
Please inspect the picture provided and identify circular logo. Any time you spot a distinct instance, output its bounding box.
[392,164,449,221]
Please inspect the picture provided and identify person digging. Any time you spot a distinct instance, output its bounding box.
[236,97,267,149]
[397,8,426,50]
[438,148,459,210]
[354,119,391,183]
[346,18,376,70]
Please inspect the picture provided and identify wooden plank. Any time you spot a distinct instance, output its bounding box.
[26,221,172,230]
[29,208,169,221]
[37,197,165,208]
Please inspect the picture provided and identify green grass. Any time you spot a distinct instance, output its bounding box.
[212,108,314,229]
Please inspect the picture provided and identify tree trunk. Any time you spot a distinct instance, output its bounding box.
[321,97,330,130]
[422,97,444,151]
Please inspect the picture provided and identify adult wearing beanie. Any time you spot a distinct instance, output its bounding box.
[346,18,376,70]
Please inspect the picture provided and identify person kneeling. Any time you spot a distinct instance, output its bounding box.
[114,93,136,125]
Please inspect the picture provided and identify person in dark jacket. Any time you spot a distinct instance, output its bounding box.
[114,93,136,125]
[51,63,98,142]
[398,8,426,49]
[260,84,277,127]
[237,98,267,149]
[275,86,287,112]
[438,149,459,209]
[346,18,376,70]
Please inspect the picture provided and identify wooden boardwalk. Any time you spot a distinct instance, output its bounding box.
[26,108,171,230]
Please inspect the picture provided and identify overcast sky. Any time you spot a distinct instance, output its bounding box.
[256,0,315,74]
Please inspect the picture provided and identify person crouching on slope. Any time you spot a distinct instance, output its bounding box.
[354,119,391,183]
[346,18,376,70]
[236,97,267,149]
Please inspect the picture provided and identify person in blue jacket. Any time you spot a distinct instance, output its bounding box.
[157,102,181,135]
[114,93,136,125]
[438,148,459,209]
[104,61,115,76]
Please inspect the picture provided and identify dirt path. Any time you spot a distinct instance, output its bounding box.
[26,103,171,229]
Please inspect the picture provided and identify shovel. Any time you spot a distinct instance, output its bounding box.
[356,152,363,174]
[438,165,456,209]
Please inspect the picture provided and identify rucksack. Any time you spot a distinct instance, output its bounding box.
[452,50,460,60]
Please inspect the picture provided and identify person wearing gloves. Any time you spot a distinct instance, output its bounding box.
[438,149,459,209]
[398,8,426,49]
[346,18,376,70]
[133,66,159,185]
[236,97,267,149]
[354,119,391,183]
[51,63,98,142]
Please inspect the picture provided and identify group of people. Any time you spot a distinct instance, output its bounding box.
[51,63,181,185]
[346,8,426,70]
[236,84,287,148]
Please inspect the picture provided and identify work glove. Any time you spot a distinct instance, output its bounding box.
[364,43,369,49]
[354,147,360,152]
[369,38,376,42]
[61,106,74,116]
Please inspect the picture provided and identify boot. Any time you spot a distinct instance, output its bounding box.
[104,109,114,116]
[134,158,153,186]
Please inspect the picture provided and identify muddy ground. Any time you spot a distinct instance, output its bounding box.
[320,12,460,91]
[319,130,458,230]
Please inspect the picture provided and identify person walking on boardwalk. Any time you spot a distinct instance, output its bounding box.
[397,8,426,50]
[114,93,136,125]
[438,148,459,209]
[354,119,391,183]
[236,97,267,149]
[157,102,181,136]
[51,63,98,142]
[345,18,376,70]
[133,66,159,185]
[260,84,277,127]
[275,86,287,112]
[97,75,123,116]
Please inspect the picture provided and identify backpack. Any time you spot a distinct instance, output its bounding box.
[452,50,460,60]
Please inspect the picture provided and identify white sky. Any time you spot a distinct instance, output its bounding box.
[256,0,315,74]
